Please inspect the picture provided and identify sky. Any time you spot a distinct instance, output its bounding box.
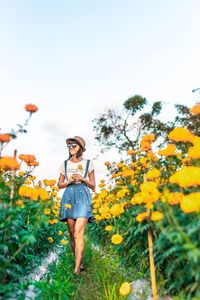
[0,0,200,188]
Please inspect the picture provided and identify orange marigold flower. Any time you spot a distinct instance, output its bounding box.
[25,104,38,113]
[19,154,36,163]
[0,134,11,143]
[0,156,20,170]
[104,161,111,167]
[190,102,200,115]
[44,179,57,186]
[111,234,123,245]
[15,199,24,206]
[119,282,131,296]
[140,141,152,152]
[127,149,135,155]
[141,133,155,143]
[180,192,200,213]
[58,230,63,236]
[168,128,194,143]
[27,161,39,167]
[151,211,163,221]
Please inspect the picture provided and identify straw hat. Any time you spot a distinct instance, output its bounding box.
[66,136,86,152]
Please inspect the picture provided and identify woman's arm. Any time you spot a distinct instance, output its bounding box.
[57,173,75,189]
[81,170,96,191]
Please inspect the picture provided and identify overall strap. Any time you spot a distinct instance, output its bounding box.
[83,159,90,178]
[64,159,69,180]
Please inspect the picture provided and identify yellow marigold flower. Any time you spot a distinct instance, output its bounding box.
[93,209,97,214]
[116,188,129,199]
[182,157,191,165]
[158,144,177,157]
[44,209,51,215]
[169,166,200,187]
[95,214,103,221]
[168,127,194,143]
[192,136,200,146]
[146,168,160,180]
[64,203,72,209]
[130,193,144,205]
[18,185,33,198]
[180,192,200,213]
[131,179,137,186]
[136,211,149,222]
[0,156,20,171]
[127,149,135,155]
[99,206,110,215]
[53,219,58,223]
[151,211,163,221]
[190,102,200,115]
[100,179,105,183]
[24,179,31,185]
[121,169,135,178]
[98,183,106,188]
[116,180,122,186]
[52,186,59,191]
[47,237,53,243]
[101,213,112,219]
[105,225,112,231]
[111,234,123,245]
[117,162,125,168]
[147,151,158,161]
[110,204,124,216]
[30,188,40,201]
[140,181,158,192]
[38,188,49,200]
[25,104,38,113]
[18,171,25,176]
[188,145,200,159]
[167,192,184,205]
[61,239,68,245]
[119,282,131,296]
[0,134,11,143]
[58,230,63,236]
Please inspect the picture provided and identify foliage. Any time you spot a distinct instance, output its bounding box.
[92,106,200,299]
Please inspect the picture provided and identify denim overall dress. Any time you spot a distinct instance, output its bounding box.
[58,159,93,222]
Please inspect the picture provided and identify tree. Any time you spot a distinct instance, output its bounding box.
[92,95,173,153]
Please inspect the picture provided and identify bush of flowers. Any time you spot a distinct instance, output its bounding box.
[0,105,67,298]
[90,104,200,299]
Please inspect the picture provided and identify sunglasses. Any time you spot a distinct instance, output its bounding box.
[68,143,78,149]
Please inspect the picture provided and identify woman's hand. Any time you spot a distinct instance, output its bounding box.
[68,175,75,184]
[72,173,84,183]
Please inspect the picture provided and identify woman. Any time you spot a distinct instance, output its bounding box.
[58,136,96,274]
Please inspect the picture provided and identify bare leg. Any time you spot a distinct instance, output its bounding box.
[66,219,76,255]
[74,218,88,274]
